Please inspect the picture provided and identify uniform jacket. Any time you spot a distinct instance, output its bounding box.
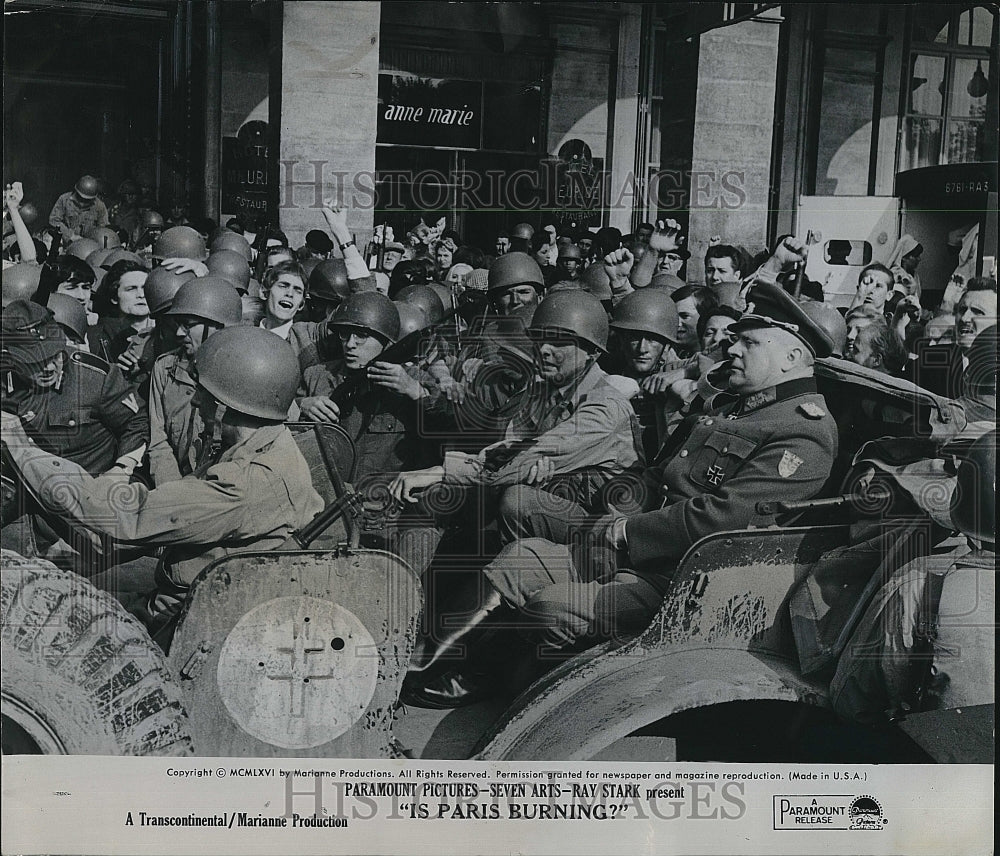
[10,422,324,588]
[7,350,149,474]
[625,376,838,569]
[443,362,641,491]
[301,359,437,484]
[48,192,109,241]
[147,352,200,485]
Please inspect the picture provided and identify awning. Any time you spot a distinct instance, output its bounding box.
[657,2,782,39]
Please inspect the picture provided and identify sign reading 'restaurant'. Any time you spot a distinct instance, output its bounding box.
[377,74,482,149]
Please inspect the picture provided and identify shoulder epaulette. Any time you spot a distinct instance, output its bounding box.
[797,401,827,419]
[70,350,111,374]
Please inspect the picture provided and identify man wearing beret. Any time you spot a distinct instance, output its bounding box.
[405,282,839,708]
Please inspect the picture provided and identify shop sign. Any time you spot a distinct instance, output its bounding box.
[378,74,482,149]
[550,140,604,228]
[222,120,272,219]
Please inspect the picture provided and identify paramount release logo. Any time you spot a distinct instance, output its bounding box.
[773,795,888,830]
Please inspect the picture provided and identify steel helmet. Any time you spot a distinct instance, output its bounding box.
[610,287,679,344]
[510,222,535,241]
[210,230,253,261]
[2,264,42,308]
[85,248,115,270]
[949,430,996,544]
[206,249,252,292]
[528,290,609,352]
[798,298,848,358]
[18,202,39,227]
[649,272,685,294]
[84,226,121,249]
[74,175,100,200]
[580,261,613,301]
[428,282,455,310]
[46,292,89,342]
[166,276,243,327]
[65,238,100,261]
[117,179,140,196]
[144,265,196,315]
[557,243,582,261]
[154,226,207,261]
[395,284,445,324]
[394,301,430,338]
[487,252,544,294]
[193,326,299,421]
[308,259,351,304]
[330,292,400,343]
[101,248,146,270]
[142,210,165,229]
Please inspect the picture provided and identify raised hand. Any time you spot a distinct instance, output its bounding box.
[649,218,684,253]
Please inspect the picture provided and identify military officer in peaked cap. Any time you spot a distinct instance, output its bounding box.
[405,282,840,708]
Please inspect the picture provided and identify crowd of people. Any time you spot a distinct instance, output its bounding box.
[1,171,995,720]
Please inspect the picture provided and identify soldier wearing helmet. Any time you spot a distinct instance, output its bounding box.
[606,288,681,458]
[486,252,545,316]
[388,291,639,559]
[300,291,439,487]
[391,291,642,706]
[48,175,110,244]
[555,242,583,282]
[133,209,166,260]
[146,277,244,485]
[2,325,323,642]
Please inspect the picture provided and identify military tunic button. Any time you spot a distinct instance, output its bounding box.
[680,450,688,457]
[67,419,76,427]
[705,419,714,426]
[722,447,728,453]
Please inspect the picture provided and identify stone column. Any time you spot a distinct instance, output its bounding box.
[687,10,782,283]
[279,0,380,249]
[608,4,642,234]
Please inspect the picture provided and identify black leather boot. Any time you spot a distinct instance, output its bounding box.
[402,589,510,709]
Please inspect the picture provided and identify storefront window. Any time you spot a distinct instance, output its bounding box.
[901,5,997,170]
[812,46,880,195]
[643,27,700,225]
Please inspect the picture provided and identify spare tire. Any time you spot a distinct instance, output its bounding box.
[1,550,194,755]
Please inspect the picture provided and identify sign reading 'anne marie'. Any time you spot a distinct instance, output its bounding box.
[378,74,482,149]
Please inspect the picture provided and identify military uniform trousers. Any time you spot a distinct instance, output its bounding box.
[483,535,669,645]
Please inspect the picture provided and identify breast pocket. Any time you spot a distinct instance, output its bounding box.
[46,407,98,436]
[688,431,757,490]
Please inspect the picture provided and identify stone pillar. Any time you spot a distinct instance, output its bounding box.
[608,4,642,234]
[279,0,380,249]
[687,10,782,283]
